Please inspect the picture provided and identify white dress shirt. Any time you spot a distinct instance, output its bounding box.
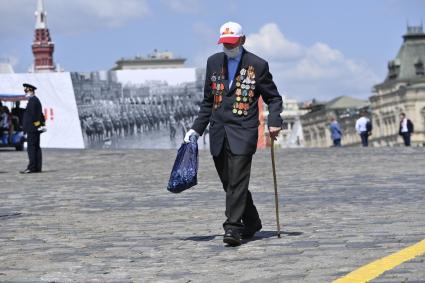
[355,117,369,134]
[401,118,408,133]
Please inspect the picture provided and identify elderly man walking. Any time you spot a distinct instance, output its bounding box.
[184,22,283,246]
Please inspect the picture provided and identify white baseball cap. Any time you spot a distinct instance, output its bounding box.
[218,21,244,44]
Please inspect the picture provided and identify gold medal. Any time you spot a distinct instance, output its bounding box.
[248,66,255,80]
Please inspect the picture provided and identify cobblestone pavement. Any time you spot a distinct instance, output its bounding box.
[0,147,424,282]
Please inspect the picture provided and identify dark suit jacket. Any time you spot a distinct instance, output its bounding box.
[192,49,283,156]
[11,107,25,128]
[399,119,414,135]
[23,95,44,133]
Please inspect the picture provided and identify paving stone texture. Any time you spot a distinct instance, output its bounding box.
[0,147,424,282]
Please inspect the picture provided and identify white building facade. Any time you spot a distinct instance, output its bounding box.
[370,25,425,146]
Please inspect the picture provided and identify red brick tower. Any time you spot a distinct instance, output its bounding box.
[32,0,56,72]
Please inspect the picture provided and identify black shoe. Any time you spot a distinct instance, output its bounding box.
[241,222,262,239]
[223,229,241,247]
[19,169,36,174]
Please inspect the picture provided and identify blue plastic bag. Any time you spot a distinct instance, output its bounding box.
[167,137,198,193]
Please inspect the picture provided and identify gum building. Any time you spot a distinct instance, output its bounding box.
[370,25,425,146]
[301,25,425,147]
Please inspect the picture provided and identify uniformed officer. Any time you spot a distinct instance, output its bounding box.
[20,83,45,174]
[184,22,283,246]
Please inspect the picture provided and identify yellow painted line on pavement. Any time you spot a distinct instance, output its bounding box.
[333,238,425,283]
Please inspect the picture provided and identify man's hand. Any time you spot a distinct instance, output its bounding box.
[38,126,47,133]
[269,126,281,141]
[184,129,199,143]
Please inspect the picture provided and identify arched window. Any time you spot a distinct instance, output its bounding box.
[415,59,424,76]
[388,60,401,80]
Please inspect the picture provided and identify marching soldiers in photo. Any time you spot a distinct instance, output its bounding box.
[184,22,283,246]
[21,83,45,174]
[399,112,414,146]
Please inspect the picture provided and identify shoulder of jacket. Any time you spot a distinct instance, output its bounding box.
[243,49,268,66]
[207,52,224,63]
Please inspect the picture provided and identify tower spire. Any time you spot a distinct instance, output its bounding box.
[35,0,47,29]
[32,0,56,72]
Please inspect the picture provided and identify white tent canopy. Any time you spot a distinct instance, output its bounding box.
[0,72,84,149]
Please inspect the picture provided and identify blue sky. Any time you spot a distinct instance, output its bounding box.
[0,0,424,101]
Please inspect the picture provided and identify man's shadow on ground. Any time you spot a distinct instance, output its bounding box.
[0,170,58,174]
[182,230,303,243]
[0,212,23,220]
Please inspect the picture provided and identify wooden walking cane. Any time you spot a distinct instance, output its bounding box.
[270,138,281,238]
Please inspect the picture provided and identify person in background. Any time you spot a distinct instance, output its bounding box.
[12,101,25,130]
[21,83,45,174]
[399,112,414,146]
[329,116,342,147]
[1,106,12,143]
[355,111,372,147]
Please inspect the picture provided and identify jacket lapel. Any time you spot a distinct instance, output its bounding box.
[220,53,230,93]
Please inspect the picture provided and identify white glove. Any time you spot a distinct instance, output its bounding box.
[184,129,199,143]
[38,126,47,133]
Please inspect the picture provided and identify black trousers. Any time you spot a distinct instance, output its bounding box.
[213,135,260,232]
[360,132,369,147]
[27,132,42,172]
[333,138,341,147]
[401,132,411,146]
